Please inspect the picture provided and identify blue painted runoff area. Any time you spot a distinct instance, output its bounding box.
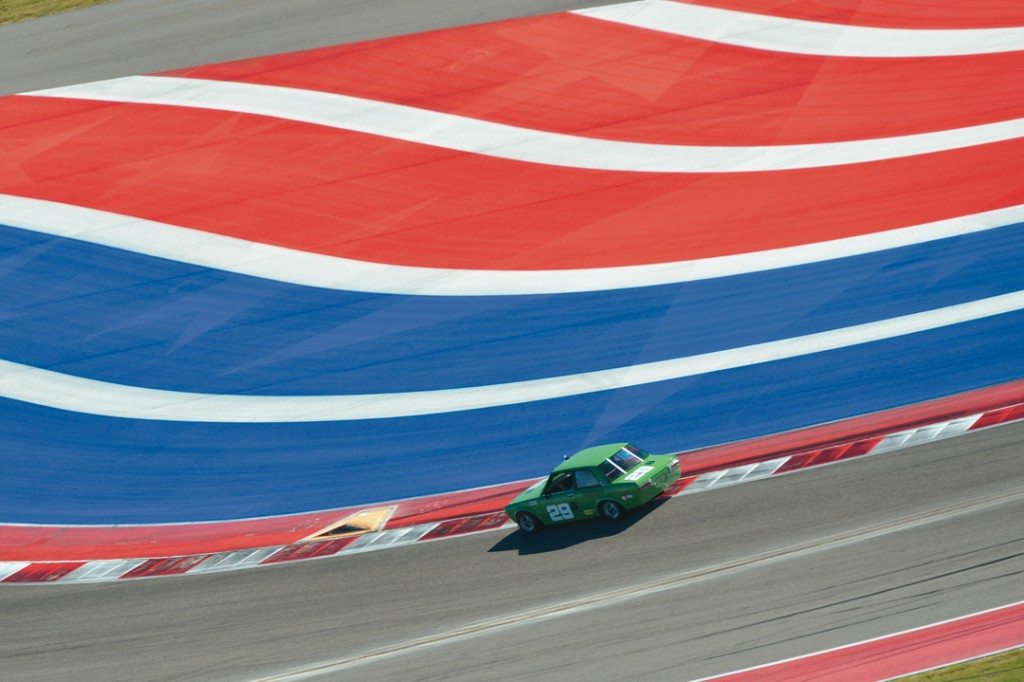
[1,308,1023,524]
[0,222,1023,395]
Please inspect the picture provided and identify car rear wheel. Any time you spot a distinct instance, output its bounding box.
[599,500,625,521]
[516,512,542,534]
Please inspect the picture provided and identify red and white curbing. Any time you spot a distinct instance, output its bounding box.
[2,402,1021,585]
[697,598,1024,681]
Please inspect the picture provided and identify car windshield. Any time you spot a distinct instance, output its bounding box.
[598,447,646,482]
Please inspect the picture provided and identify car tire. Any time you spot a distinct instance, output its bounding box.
[598,500,625,521]
[516,512,542,534]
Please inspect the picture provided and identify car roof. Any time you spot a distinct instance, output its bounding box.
[552,443,630,472]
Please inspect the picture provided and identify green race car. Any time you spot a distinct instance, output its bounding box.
[505,443,681,533]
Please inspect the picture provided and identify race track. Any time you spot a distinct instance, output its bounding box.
[1,422,1021,680]
[1,0,1022,679]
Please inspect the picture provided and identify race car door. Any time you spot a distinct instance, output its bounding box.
[543,471,578,524]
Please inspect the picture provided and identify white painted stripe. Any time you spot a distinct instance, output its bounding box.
[747,457,789,480]
[0,562,30,580]
[189,547,279,573]
[935,414,982,438]
[574,1,1024,57]
[2,290,1024,422]
[872,430,917,453]
[707,463,759,488]
[691,597,1024,682]
[902,423,947,447]
[682,469,729,493]
[345,524,438,551]
[23,76,1024,173]
[62,559,144,582]
[2,194,1022,296]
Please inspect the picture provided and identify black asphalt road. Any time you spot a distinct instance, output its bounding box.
[1,422,1022,681]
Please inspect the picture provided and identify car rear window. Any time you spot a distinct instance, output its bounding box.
[599,448,645,482]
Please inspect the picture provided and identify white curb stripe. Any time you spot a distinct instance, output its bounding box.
[344,523,439,552]
[23,76,1024,173]
[0,562,30,580]
[62,559,144,583]
[2,194,1021,296]
[574,1,1024,57]
[1,290,1022,422]
[189,547,279,574]
[935,414,983,438]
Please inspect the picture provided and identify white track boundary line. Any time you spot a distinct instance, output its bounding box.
[23,76,1024,173]
[2,194,1021,296]
[574,1,1024,57]
[1,291,1022,422]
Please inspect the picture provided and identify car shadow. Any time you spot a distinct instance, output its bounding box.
[488,498,668,555]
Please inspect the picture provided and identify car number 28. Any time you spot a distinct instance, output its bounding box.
[547,503,574,521]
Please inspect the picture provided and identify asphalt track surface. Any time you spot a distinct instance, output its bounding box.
[0,422,1021,681]
[2,2,1023,681]
[0,0,608,95]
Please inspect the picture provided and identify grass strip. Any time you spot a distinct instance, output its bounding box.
[1,0,112,25]
[896,647,1024,681]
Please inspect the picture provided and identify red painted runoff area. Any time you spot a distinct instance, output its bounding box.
[167,12,1024,146]
[4,95,1024,270]
[704,599,1024,681]
[684,0,1024,29]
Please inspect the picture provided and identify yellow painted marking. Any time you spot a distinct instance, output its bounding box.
[302,506,397,541]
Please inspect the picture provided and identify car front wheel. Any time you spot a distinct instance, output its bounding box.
[516,512,542,534]
[599,500,625,521]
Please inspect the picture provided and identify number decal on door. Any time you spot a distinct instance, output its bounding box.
[546,503,574,521]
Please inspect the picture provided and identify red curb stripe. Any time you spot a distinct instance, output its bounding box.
[261,537,358,565]
[419,512,510,542]
[2,561,85,583]
[121,555,210,579]
[971,402,1024,430]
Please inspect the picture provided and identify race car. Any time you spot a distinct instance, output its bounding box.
[505,443,681,533]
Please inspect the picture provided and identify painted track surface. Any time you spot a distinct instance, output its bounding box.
[1,2,1022,680]
[3,0,1024,531]
[1,422,1021,681]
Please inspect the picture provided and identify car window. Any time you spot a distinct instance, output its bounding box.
[574,469,601,488]
[545,471,573,494]
[623,444,650,458]
[599,448,646,482]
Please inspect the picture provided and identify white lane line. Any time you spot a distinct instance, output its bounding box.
[574,1,1024,57]
[2,290,1024,422]
[22,76,1024,173]
[2,194,1022,296]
